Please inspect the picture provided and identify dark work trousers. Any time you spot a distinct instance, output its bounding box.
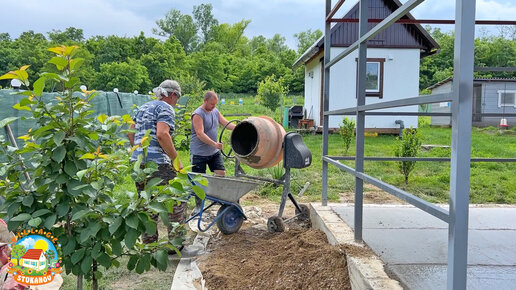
[135,163,186,244]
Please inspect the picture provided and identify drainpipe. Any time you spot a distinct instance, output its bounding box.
[395,120,404,138]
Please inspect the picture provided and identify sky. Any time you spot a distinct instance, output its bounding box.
[1,0,515,49]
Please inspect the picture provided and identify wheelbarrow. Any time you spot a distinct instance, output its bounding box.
[185,173,260,234]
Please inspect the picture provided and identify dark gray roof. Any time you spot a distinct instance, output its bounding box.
[293,0,439,68]
[427,77,516,90]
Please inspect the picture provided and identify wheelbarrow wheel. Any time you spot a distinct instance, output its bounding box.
[267,216,285,233]
[295,204,310,221]
[216,205,244,235]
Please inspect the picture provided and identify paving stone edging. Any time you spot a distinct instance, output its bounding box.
[310,203,402,290]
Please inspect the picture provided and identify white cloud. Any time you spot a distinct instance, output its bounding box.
[19,237,35,250]
[0,0,514,48]
[1,0,155,38]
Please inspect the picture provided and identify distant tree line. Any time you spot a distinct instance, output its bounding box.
[0,4,514,96]
[0,4,322,97]
[420,26,516,91]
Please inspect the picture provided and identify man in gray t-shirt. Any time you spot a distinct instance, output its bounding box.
[190,91,235,176]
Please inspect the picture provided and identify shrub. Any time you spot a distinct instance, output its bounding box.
[394,128,422,185]
[257,75,288,112]
[339,117,355,154]
[0,46,205,290]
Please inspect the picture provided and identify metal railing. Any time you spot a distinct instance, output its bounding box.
[321,0,477,289]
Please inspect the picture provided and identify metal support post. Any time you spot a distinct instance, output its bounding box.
[321,0,332,206]
[447,0,476,288]
[278,167,290,217]
[354,0,368,242]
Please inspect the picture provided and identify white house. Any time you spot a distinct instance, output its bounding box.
[293,0,439,131]
[21,249,47,271]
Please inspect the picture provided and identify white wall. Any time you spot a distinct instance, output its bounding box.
[304,56,322,123]
[304,48,421,129]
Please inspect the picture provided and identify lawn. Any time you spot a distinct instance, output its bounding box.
[184,97,516,205]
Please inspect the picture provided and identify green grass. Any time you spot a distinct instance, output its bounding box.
[216,114,516,204]
[61,255,179,290]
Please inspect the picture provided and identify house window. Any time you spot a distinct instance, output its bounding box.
[356,58,385,98]
[498,90,516,107]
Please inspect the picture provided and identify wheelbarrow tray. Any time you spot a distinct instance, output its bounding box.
[188,173,260,203]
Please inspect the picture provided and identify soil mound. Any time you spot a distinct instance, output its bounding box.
[198,227,351,289]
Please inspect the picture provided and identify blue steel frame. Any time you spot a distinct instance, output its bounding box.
[321,0,476,289]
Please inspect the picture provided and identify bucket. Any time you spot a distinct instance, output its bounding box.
[230,116,286,169]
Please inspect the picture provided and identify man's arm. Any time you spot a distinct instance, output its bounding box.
[127,123,136,146]
[219,114,236,130]
[192,114,223,150]
[156,122,183,169]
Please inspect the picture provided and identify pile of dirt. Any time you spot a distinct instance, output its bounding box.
[198,226,351,289]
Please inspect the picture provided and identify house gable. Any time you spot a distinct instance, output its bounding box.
[330,0,438,54]
[293,0,439,68]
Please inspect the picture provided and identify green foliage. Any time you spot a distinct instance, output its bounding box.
[339,117,355,154]
[294,29,323,54]
[0,46,201,289]
[394,128,422,184]
[420,27,516,91]
[257,75,288,112]
[153,9,199,54]
[268,163,285,180]
[177,74,206,107]
[193,4,219,45]
[92,58,152,92]
[11,244,26,259]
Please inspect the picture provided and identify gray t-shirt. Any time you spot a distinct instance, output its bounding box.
[190,107,220,156]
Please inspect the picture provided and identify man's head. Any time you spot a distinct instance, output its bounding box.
[154,80,181,105]
[202,91,218,112]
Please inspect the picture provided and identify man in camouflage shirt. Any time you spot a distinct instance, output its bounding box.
[128,80,185,245]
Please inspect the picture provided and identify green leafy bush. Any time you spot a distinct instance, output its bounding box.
[256,75,288,112]
[394,128,422,185]
[339,117,355,154]
[0,46,205,290]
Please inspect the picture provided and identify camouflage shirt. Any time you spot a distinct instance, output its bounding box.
[131,100,175,164]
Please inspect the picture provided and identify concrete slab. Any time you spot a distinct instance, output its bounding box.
[331,204,516,290]
[310,203,402,290]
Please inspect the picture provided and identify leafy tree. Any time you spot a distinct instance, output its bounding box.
[44,249,56,262]
[9,31,50,85]
[139,36,187,86]
[11,244,25,261]
[48,27,85,44]
[249,35,268,55]
[267,34,289,56]
[188,42,232,91]
[339,117,356,154]
[153,9,199,54]
[394,128,422,185]
[209,20,251,53]
[257,75,288,111]
[419,28,455,90]
[294,29,323,54]
[0,46,205,290]
[193,4,218,45]
[92,58,152,92]
[86,35,135,71]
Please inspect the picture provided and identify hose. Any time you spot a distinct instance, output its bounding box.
[219,119,240,158]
